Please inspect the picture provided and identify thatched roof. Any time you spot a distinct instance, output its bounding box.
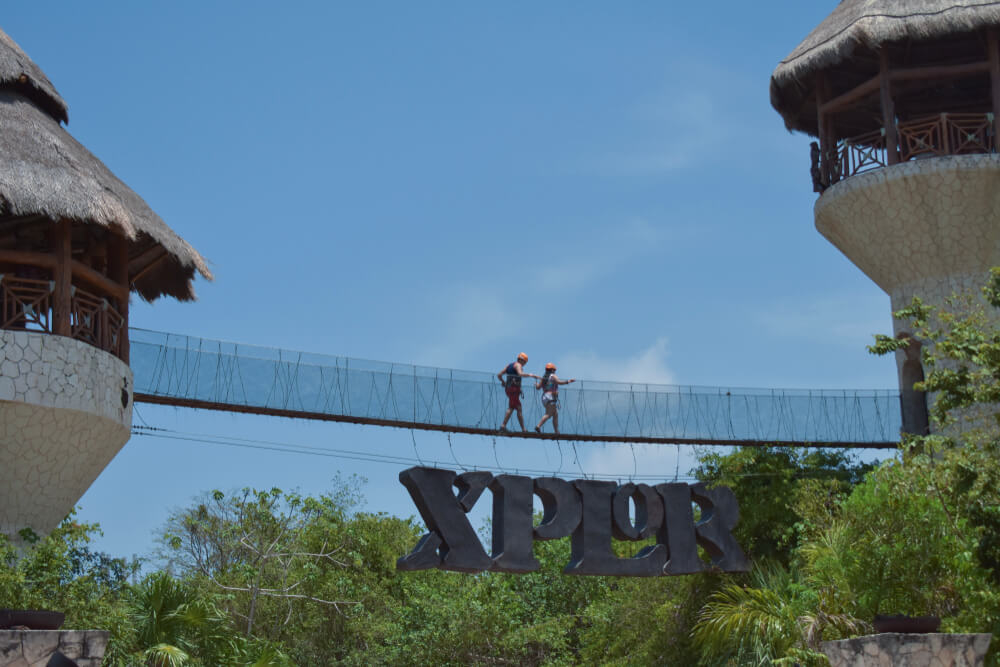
[0,28,67,124]
[0,27,211,302]
[771,0,1000,135]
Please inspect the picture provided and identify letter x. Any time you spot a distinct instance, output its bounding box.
[396,467,494,573]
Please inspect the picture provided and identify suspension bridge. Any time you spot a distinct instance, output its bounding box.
[128,329,902,448]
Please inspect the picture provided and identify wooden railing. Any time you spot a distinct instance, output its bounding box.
[898,112,994,160]
[815,112,997,190]
[0,274,127,361]
[833,128,888,182]
[1,276,53,333]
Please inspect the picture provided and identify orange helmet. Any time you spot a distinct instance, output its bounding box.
[545,363,556,371]
[517,352,528,363]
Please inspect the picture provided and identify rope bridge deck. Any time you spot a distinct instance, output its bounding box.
[130,329,902,448]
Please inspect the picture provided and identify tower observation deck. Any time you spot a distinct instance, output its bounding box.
[771,0,1000,436]
[0,27,211,538]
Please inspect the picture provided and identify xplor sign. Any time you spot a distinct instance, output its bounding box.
[397,467,749,577]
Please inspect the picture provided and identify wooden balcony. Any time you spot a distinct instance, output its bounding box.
[0,275,127,362]
[813,112,997,191]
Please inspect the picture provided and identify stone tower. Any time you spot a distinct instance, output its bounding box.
[0,28,211,538]
[771,1,1000,435]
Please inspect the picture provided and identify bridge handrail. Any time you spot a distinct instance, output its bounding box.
[129,328,902,446]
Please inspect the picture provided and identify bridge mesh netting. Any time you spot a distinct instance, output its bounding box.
[130,329,902,447]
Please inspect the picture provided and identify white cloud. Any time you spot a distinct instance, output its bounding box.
[414,222,673,366]
[560,337,675,385]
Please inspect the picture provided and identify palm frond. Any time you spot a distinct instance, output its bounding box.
[693,584,799,663]
[143,643,190,667]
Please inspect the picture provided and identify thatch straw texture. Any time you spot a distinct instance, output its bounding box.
[771,0,1000,134]
[0,90,212,301]
[0,27,67,124]
[0,26,209,302]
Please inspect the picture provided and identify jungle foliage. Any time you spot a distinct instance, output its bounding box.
[0,446,878,666]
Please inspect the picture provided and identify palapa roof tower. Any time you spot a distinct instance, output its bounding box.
[772,0,1000,436]
[0,26,211,538]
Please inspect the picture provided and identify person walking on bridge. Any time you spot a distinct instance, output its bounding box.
[498,352,538,432]
[535,363,575,435]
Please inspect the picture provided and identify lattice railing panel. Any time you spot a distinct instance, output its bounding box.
[0,274,126,359]
[818,112,998,190]
[0,276,53,333]
[835,129,886,181]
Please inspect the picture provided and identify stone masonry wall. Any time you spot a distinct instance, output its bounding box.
[0,629,108,666]
[814,155,1000,295]
[0,330,131,424]
[822,633,992,667]
[813,155,1000,434]
[0,330,132,537]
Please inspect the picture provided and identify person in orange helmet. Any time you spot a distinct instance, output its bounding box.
[534,363,576,434]
[498,352,538,432]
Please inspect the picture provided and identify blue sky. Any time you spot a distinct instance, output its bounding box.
[4,2,897,559]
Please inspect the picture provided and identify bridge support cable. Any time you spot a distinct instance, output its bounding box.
[130,425,715,483]
[129,328,902,448]
[409,429,425,467]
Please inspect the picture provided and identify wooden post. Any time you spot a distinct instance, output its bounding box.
[107,231,130,364]
[52,219,72,337]
[880,47,899,165]
[941,112,951,155]
[816,72,832,185]
[989,29,1000,150]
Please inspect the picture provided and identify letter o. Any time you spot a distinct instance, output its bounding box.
[612,483,663,541]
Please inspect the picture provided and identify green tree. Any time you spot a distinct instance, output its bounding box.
[689,456,982,665]
[579,573,716,665]
[694,446,871,565]
[685,270,1000,666]
[157,479,429,664]
[129,571,246,666]
[870,268,1000,580]
[692,563,851,667]
[869,267,1000,439]
[368,520,613,666]
[0,515,140,665]
[160,486,359,641]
